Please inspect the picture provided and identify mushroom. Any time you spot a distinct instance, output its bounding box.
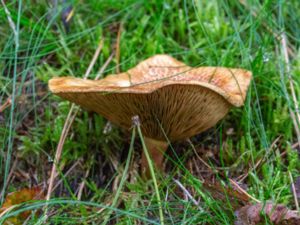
[48,54,252,178]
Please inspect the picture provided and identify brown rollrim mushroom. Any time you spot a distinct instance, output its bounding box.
[49,54,252,178]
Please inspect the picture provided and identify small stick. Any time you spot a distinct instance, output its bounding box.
[84,39,104,79]
[115,23,122,74]
[187,139,218,174]
[95,52,115,80]
[0,98,11,113]
[229,179,260,203]
[173,178,203,211]
[292,142,299,149]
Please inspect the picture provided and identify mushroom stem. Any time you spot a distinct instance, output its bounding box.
[141,137,169,179]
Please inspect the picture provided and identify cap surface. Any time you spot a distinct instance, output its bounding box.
[49,54,252,141]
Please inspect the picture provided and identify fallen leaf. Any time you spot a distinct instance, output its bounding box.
[235,202,300,225]
[0,187,44,224]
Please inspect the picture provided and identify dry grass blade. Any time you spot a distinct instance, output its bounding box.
[0,205,18,219]
[46,104,78,201]
[115,23,122,74]
[238,136,281,182]
[203,179,250,210]
[288,171,300,212]
[95,52,115,80]
[291,142,300,149]
[280,33,300,149]
[188,138,219,174]
[77,167,90,200]
[0,160,17,200]
[1,0,18,47]
[239,1,300,147]
[229,179,260,203]
[46,38,104,202]
[52,159,82,192]
[84,39,104,79]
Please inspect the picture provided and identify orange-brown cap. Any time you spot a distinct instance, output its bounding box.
[49,54,252,141]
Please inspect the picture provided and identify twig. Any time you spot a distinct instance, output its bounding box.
[229,179,260,203]
[84,39,104,79]
[95,52,115,80]
[173,178,203,211]
[288,171,299,211]
[0,98,11,113]
[187,139,218,174]
[237,158,262,182]
[292,142,299,149]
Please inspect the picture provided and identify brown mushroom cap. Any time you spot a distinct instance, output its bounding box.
[49,54,252,141]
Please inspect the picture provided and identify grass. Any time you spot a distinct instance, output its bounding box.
[1,0,300,224]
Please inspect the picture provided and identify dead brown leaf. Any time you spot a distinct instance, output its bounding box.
[0,187,44,224]
[234,202,300,225]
